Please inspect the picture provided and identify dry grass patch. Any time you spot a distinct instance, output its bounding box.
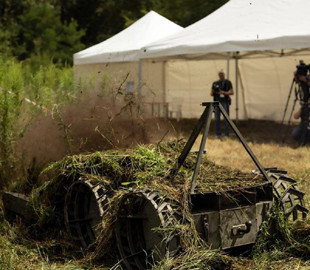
[196,137,310,175]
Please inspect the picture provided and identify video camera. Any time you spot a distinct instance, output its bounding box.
[296,60,310,76]
[294,60,310,102]
[213,83,221,93]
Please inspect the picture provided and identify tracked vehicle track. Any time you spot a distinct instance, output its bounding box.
[64,177,108,249]
[254,168,308,221]
[115,190,183,270]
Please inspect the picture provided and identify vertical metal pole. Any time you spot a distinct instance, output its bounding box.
[163,61,167,118]
[235,56,239,122]
[137,59,142,107]
[190,103,213,194]
[226,52,230,79]
[281,79,295,125]
[237,63,248,120]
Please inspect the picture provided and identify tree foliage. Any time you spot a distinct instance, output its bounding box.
[0,0,84,65]
[0,0,228,67]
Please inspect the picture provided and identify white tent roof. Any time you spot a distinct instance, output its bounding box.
[143,0,310,58]
[74,11,183,65]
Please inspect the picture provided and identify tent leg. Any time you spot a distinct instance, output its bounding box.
[138,59,142,109]
[163,61,168,119]
[237,62,248,120]
[235,56,239,122]
[226,52,230,79]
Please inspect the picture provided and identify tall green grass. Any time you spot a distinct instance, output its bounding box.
[0,58,76,188]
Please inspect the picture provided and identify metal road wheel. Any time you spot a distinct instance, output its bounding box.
[115,190,183,270]
[268,168,308,221]
[254,168,308,221]
[64,177,108,249]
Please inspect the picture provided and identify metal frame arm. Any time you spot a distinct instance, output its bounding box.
[171,102,270,193]
[214,102,270,182]
[170,105,211,178]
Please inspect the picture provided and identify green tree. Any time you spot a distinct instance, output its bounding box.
[0,0,85,66]
[159,0,229,27]
[120,0,229,27]
[57,0,229,47]
[0,0,229,65]
[15,3,84,65]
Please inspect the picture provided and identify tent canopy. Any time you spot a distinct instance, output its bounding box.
[142,0,310,59]
[74,2,310,122]
[74,11,183,65]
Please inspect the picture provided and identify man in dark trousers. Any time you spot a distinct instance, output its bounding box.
[211,70,234,139]
[292,100,310,144]
[292,72,310,145]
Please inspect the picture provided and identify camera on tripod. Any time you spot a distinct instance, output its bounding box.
[296,60,310,76]
[294,60,310,102]
[281,61,310,146]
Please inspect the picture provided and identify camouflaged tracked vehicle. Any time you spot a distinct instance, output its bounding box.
[3,102,308,269]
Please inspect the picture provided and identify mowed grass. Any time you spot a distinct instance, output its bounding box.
[205,137,310,191]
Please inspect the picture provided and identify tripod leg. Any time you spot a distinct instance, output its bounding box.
[282,81,298,143]
[281,78,295,125]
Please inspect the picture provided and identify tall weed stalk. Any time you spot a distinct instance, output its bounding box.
[0,57,76,188]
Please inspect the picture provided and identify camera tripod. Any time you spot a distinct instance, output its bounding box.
[281,78,310,146]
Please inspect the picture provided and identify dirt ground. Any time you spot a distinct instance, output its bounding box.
[173,118,299,146]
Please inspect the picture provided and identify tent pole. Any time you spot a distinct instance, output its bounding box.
[138,59,142,108]
[163,61,168,119]
[237,63,248,120]
[235,54,239,122]
[226,52,230,79]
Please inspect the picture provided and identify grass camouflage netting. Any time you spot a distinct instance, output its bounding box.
[19,139,310,269]
[36,139,267,201]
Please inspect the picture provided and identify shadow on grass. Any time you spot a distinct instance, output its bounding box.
[170,118,301,148]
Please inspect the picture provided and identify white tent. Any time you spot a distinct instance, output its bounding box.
[143,0,310,57]
[141,0,310,121]
[74,11,184,118]
[74,10,183,64]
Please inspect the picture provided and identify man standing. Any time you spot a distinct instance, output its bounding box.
[211,70,234,139]
[292,72,310,145]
